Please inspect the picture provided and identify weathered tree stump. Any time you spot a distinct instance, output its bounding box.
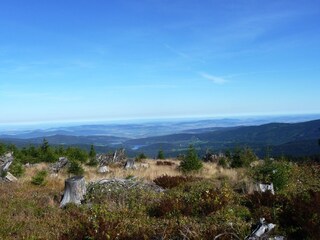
[0,152,14,174]
[60,176,86,208]
[124,158,136,169]
[246,218,276,240]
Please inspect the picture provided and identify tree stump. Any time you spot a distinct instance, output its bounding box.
[124,158,136,169]
[60,176,86,208]
[0,152,14,174]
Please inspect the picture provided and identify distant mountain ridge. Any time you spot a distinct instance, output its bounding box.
[124,119,320,157]
[0,118,319,158]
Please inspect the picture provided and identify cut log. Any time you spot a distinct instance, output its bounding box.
[4,172,17,182]
[60,176,86,208]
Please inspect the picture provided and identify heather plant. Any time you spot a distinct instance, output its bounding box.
[149,180,235,218]
[156,160,175,166]
[279,190,320,239]
[153,175,199,189]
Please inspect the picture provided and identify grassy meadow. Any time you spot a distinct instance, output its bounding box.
[1,156,320,239]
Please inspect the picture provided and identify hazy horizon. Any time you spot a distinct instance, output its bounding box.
[1,113,320,132]
[1,1,320,124]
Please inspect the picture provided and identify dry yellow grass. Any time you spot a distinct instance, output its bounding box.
[83,159,244,184]
[83,159,181,181]
[19,159,244,187]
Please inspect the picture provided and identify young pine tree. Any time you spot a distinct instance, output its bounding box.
[87,145,98,166]
[157,149,165,160]
[180,145,203,173]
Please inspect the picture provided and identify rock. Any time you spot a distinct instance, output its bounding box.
[51,157,69,173]
[97,165,109,173]
[139,163,150,168]
[202,151,225,163]
[273,237,285,240]
[87,178,165,195]
[257,183,275,195]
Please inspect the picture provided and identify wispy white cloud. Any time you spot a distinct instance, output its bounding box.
[199,72,228,85]
[164,44,206,63]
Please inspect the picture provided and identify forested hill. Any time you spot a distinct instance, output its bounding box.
[123,119,319,144]
[124,120,320,157]
[0,119,319,157]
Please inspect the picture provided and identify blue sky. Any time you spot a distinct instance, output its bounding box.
[0,0,320,124]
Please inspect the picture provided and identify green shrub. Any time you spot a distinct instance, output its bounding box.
[9,161,25,177]
[41,150,58,163]
[87,158,98,166]
[68,160,84,175]
[157,150,165,160]
[230,147,257,168]
[179,145,203,173]
[66,147,88,164]
[135,153,147,162]
[0,143,6,156]
[251,159,293,191]
[31,170,48,186]
[87,145,97,166]
[218,157,229,168]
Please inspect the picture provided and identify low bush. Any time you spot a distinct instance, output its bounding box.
[67,160,84,175]
[218,157,230,168]
[149,181,235,218]
[156,160,175,166]
[251,159,293,191]
[153,175,199,189]
[31,170,48,186]
[9,161,25,177]
[86,158,98,166]
[135,153,147,162]
[230,147,258,168]
[279,190,320,239]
